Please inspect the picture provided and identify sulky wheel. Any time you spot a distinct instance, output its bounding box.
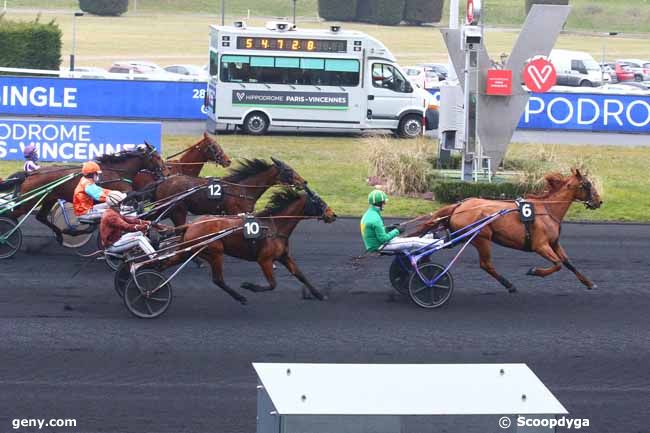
[389,255,413,295]
[408,262,454,309]
[114,263,132,298]
[72,230,99,257]
[123,270,172,319]
[0,217,23,259]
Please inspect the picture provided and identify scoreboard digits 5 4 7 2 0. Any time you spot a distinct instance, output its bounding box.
[237,37,347,53]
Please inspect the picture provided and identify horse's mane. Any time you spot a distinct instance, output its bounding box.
[525,172,567,199]
[96,149,145,164]
[257,188,302,217]
[224,158,273,183]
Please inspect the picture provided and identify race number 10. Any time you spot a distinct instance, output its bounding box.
[243,217,262,240]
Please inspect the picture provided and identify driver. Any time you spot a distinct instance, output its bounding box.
[73,161,115,218]
[100,191,156,258]
[360,189,438,253]
[23,144,41,173]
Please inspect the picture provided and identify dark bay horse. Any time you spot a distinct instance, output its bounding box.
[0,144,168,239]
[162,187,337,304]
[132,133,231,191]
[152,158,306,226]
[409,169,602,292]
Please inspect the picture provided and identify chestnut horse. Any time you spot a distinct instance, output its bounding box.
[162,187,337,304]
[132,133,231,191]
[151,158,306,226]
[0,144,168,240]
[410,169,602,293]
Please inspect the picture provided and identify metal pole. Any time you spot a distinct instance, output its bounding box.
[448,0,459,81]
[292,0,297,25]
[221,0,225,25]
[70,14,77,72]
[134,0,137,13]
[601,34,606,82]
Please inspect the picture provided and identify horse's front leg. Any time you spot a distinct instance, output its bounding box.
[526,243,563,278]
[278,254,326,301]
[553,242,597,290]
[241,258,277,293]
[473,237,518,293]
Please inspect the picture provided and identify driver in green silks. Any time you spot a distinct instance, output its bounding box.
[360,190,438,253]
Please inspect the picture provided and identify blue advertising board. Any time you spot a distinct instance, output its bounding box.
[0,118,162,162]
[0,76,207,120]
[428,88,650,134]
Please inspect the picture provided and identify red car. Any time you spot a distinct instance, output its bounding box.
[614,61,635,82]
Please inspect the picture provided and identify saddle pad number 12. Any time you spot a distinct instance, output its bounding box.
[207,180,222,200]
[518,201,535,223]
[243,217,262,240]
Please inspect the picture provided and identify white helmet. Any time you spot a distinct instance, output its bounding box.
[107,191,127,207]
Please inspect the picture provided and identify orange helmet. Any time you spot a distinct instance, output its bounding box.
[81,161,101,176]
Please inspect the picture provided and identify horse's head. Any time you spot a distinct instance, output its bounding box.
[200,132,231,168]
[271,157,306,187]
[567,168,602,210]
[140,142,171,178]
[303,184,337,223]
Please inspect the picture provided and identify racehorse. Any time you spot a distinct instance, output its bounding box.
[162,186,337,304]
[132,133,231,191]
[151,157,306,226]
[408,169,602,292]
[0,144,168,240]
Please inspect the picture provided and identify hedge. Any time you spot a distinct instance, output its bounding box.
[403,0,444,24]
[0,16,62,71]
[431,180,541,203]
[353,0,405,25]
[525,0,569,14]
[318,0,359,21]
[79,0,128,16]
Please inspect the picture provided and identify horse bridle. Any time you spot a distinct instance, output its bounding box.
[205,141,228,166]
[574,179,598,209]
[303,184,332,218]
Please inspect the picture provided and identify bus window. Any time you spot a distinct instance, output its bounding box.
[372,63,412,93]
[209,51,219,76]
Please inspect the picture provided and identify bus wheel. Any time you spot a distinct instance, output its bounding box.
[398,114,423,139]
[243,112,270,135]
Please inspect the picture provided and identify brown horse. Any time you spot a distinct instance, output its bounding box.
[409,169,602,292]
[132,133,231,191]
[161,187,337,304]
[0,144,168,240]
[151,158,306,226]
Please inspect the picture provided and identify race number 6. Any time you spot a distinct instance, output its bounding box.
[518,201,535,222]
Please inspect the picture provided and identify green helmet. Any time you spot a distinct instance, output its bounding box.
[368,189,389,206]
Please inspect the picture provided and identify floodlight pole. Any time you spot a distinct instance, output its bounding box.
[601,31,619,81]
[221,0,225,25]
[448,0,459,81]
[70,11,84,72]
[292,0,297,25]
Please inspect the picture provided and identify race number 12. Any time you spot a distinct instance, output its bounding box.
[208,180,222,200]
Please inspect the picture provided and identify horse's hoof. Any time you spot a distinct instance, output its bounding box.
[241,282,255,292]
[588,284,597,290]
[508,286,518,294]
[526,267,537,276]
[238,297,248,305]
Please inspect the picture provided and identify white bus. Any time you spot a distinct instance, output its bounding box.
[205,21,435,138]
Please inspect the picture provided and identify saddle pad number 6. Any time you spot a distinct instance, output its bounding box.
[208,180,222,200]
[518,201,535,223]
[243,217,262,240]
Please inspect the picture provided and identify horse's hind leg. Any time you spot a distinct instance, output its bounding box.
[278,254,326,301]
[554,243,597,290]
[241,258,277,293]
[35,200,62,242]
[204,250,248,304]
[527,243,563,278]
[473,238,518,293]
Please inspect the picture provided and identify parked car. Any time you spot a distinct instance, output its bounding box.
[613,61,635,82]
[164,64,208,80]
[417,63,449,81]
[600,63,616,83]
[401,66,439,89]
[108,61,174,79]
[549,49,603,87]
[61,66,108,79]
[616,59,650,82]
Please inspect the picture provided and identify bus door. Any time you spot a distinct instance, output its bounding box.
[366,62,415,127]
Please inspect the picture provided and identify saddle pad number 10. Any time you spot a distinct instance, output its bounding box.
[243,217,262,240]
[518,201,535,223]
[208,180,222,200]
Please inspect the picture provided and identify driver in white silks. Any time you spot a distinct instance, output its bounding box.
[99,191,157,259]
[360,190,442,253]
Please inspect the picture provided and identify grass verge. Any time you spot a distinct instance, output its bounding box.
[2,135,648,222]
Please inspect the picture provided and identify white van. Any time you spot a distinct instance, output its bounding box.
[549,49,603,87]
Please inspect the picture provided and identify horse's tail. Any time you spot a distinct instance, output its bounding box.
[406,204,459,237]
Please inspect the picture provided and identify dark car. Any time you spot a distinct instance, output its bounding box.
[417,63,448,81]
